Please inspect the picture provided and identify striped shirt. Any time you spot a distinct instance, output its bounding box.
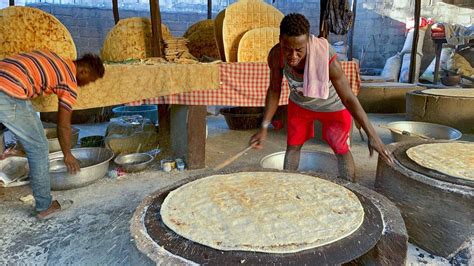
[0,50,78,111]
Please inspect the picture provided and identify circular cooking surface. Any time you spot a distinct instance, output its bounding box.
[143,174,383,265]
[393,141,474,188]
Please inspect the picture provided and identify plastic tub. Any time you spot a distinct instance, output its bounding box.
[112,105,158,124]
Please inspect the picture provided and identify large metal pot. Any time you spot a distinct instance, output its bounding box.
[49,148,114,190]
[260,150,338,175]
[386,121,462,142]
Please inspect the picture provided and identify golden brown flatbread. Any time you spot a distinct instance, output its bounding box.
[0,6,76,59]
[101,17,172,62]
[406,142,474,180]
[161,172,365,253]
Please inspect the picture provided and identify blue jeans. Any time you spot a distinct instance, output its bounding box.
[0,91,52,212]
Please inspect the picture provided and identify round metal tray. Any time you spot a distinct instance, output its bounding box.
[393,140,474,188]
[143,172,383,265]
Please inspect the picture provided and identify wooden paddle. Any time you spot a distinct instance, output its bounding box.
[213,143,256,171]
[379,125,433,140]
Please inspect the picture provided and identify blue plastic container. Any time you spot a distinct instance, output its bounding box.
[112,105,158,124]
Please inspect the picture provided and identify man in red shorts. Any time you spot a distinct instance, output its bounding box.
[250,13,393,181]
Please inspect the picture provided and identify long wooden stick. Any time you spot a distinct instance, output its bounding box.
[112,0,120,24]
[213,145,255,171]
[409,0,421,83]
[379,125,432,140]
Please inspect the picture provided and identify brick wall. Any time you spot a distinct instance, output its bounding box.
[1,0,470,69]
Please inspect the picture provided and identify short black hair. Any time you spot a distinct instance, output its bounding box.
[75,53,105,78]
[280,13,310,37]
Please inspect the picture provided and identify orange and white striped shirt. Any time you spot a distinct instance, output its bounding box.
[0,50,78,111]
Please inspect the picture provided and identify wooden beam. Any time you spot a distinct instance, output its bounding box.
[207,0,212,19]
[9,0,14,6]
[348,0,358,61]
[112,0,120,24]
[409,0,421,83]
[149,0,163,57]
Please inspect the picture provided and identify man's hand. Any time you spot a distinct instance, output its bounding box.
[64,153,80,174]
[367,135,394,165]
[249,129,267,149]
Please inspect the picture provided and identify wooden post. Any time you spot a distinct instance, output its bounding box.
[348,0,358,61]
[112,0,120,24]
[9,0,14,6]
[319,0,329,38]
[409,0,421,83]
[149,0,163,57]
[207,0,212,19]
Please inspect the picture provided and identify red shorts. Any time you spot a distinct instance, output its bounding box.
[287,100,352,154]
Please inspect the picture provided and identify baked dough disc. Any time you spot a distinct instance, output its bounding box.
[421,89,474,98]
[161,172,365,253]
[406,142,474,180]
[0,6,76,60]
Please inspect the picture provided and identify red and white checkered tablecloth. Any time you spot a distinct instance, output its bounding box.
[128,61,360,106]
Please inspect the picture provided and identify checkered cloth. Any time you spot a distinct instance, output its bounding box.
[128,61,360,106]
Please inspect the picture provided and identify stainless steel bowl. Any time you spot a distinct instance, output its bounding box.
[49,148,114,190]
[386,121,462,142]
[18,127,80,153]
[114,153,154,173]
[260,150,338,175]
[45,127,80,152]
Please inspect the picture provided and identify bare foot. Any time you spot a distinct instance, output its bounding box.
[36,200,61,220]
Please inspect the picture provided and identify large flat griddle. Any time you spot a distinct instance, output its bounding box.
[393,140,474,188]
[143,172,383,265]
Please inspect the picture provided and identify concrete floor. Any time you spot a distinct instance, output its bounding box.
[0,113,471,265]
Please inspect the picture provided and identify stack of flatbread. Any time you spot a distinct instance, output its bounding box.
[163,37,197,63]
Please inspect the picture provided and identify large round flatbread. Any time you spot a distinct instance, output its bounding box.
[214,9,226,61]
[422,89,474,98]
[161,172,365,253]
[101,17,172,62]
[407,143,474,180]
[0,6,76,60]
[223,0,283,62]
[238,27,279,62]
[183,19,220,59]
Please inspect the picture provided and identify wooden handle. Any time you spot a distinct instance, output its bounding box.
[213,145,255,171]
[379,125,431,140]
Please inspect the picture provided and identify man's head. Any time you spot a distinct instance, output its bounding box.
[74,54,105,86]
[279,13,310,67]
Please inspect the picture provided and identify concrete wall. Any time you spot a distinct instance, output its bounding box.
[1,0,472,69]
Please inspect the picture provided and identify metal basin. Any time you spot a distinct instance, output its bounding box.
[49,148,114,190]
[114,153,154,173]
[260,150,338,175]
[386,121,462,142]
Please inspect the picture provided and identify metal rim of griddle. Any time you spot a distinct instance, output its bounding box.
[412,89,474,98]
[393,140,474,188]
[143,171,384,265]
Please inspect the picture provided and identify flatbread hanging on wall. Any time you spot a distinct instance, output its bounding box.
[222,0,283,62]
[238,27,279,62]
[0,6,76,60]
[406,142,474,180]
[101,17,172,62]
[161,172,365,253]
